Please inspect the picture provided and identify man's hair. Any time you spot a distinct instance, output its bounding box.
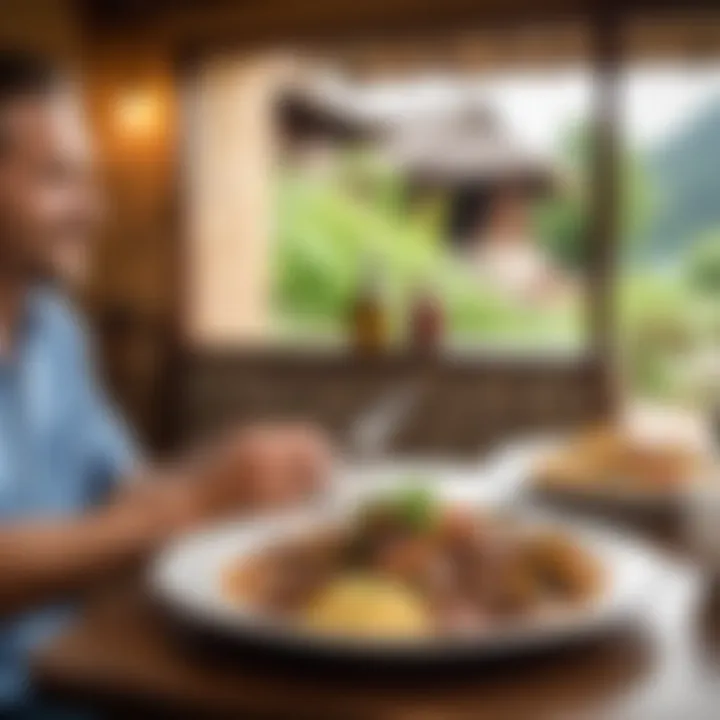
[0,49,63,152]
[0,49,61,106]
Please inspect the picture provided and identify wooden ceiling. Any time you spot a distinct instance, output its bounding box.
[82,0,719,43]
[79,0,720,72]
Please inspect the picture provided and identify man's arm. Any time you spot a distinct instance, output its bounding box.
[0,424,332,618]
[0,500,165,616]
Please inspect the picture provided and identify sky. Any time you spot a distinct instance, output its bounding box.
[346,66,720,154]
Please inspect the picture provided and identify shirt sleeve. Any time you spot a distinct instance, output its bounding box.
[64,307,141,504]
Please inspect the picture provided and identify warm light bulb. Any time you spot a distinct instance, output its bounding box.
[113,88,163,138]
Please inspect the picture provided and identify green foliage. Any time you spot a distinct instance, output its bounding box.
[535,191,587,270]
[615,264,720,401]
[616,271,698,398]
[535,123,655,270]
[687,230,720,295]
[273,158,440,334]
[272,154,580,347]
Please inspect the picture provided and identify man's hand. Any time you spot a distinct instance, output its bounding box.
[118,423,334,539]
[198,423,334,515]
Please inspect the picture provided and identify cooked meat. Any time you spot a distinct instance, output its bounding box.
[224,489,604,638]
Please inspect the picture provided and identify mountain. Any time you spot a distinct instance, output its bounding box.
[643,96,720,260]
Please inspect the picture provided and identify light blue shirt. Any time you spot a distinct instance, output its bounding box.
[0,289,136,710]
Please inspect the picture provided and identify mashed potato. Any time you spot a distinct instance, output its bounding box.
[303,574,432,639]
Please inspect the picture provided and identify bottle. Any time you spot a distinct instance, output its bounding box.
[408,283,443,353]
[351,259,388,354]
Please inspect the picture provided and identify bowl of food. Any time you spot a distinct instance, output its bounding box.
[151,480,658,663]
[532,425,702,509]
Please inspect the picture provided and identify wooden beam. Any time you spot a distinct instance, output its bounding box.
[82,0,720,51]
[80,1,720,76]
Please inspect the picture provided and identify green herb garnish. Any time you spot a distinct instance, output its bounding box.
[362,482,440,534]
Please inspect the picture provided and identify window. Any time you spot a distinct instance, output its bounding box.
[618,60,720,406]
[186,27,596,355]
[270,50,594,353]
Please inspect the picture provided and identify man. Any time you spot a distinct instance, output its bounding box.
[0,50,331,715]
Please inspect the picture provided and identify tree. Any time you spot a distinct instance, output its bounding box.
[535,122,654,270]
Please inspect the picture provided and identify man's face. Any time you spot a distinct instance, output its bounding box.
[0,89,101,285]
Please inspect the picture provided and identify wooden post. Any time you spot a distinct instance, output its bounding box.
[588,2,622,417]
[185,54,282,347]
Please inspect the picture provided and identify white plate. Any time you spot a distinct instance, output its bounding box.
[150,477,661,663]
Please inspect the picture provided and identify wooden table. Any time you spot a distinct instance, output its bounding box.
[33,525,720,720]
